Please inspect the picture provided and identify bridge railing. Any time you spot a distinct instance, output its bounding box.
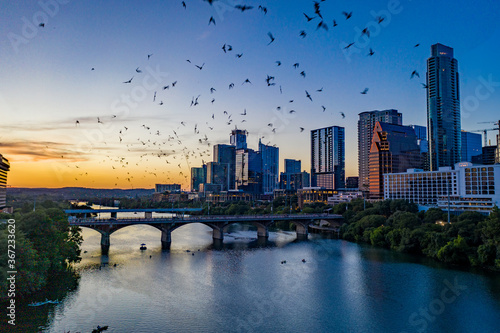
[69,213,342,225]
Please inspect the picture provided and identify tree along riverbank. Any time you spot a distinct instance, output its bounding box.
[0,200,82,300]
[337,199,500,271]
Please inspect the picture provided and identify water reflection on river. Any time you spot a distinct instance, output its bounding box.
[18,218,500,332]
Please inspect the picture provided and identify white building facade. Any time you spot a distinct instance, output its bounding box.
[384,162,500,213]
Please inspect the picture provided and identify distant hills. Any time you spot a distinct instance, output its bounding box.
[7,187,154,199]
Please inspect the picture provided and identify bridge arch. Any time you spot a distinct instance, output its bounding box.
[222,221,269,238]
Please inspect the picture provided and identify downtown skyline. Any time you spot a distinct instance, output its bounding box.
[1,0,499,189]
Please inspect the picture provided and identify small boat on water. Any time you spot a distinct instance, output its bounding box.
[28,299,60,306]
[140,243,147,250]
[92,325,109,333]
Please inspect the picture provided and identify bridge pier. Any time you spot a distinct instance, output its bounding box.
[213,227,224,241]
[161,229,171,250]
[101,232,110,254]
[295,224,308,240]
[257,224,269,238]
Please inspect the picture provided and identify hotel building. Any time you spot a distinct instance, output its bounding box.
[384,162,500,213]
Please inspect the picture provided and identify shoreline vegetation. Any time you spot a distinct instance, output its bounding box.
[0,200,82,301]
[2,195,499,299]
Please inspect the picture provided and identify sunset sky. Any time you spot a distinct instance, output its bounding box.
[1,0,499,189]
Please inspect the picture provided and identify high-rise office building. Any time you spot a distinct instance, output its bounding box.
[235,148,262,193]
[214,144,236,190]
[207,162,231,191]
[259,140,279,194]
[461,131,482,163]
[427,43,461,170]
[191,165,207,192]
[409,124,428,170]
[0,154,10,208]
[358,110,402,191]
[369,122,421,199]
[284,159,301,174]
[311,126,345,190]
[279,172,310,191]
[230,128,248,150]
[280,159,309,191]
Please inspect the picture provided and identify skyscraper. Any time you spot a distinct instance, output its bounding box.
[190,165,207,192]
[207,162,230,191]
[358,110,402,191]
[214,144,236,190]
[427,43,461,170]
[311,126,345,189]
[259,140,279,194]
[0,154,10,208]
[461,131,482,163]
[284,159,301,173]
[368,122,421,199]
[230,128,248,149]
[235,148,262,193]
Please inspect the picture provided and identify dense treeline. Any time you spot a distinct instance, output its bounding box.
[0,200,82,299]
[338,199,500,270]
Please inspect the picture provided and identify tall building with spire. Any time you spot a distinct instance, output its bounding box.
[427,43,461,170]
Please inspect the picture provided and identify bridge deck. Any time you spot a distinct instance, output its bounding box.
[69,213,343,226]
[65,208,203,214]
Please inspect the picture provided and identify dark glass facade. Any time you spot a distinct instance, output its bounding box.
[461,131,482,163]
[358,110,402,191]
[369,122,422,199]
[311,126,345,190]
[214,144,236,190]
[427,43,461,171]
[284,159,301,173]
[230,129,248,150]
[235,149,262,193]
[259,140,279,194]
[190,165,207,192]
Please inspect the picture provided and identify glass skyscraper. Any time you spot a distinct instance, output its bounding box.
[368,122,422,199]
[190,165,207,192]
[214,144,236,190]
[259,140,279,194]
[358,109,402,191]
[461,131,482,163]
[235,148,262,193]
[230,128,248,150]
[427,43,461,171]
[284,159,301,173]
[311,126,345,190]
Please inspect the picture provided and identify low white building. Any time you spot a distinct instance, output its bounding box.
[327,191,363,205]
[384,162,500,213]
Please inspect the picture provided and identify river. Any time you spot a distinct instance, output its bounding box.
[11,219,500,332]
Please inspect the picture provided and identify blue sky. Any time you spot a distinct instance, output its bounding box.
[1,0,499,188]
